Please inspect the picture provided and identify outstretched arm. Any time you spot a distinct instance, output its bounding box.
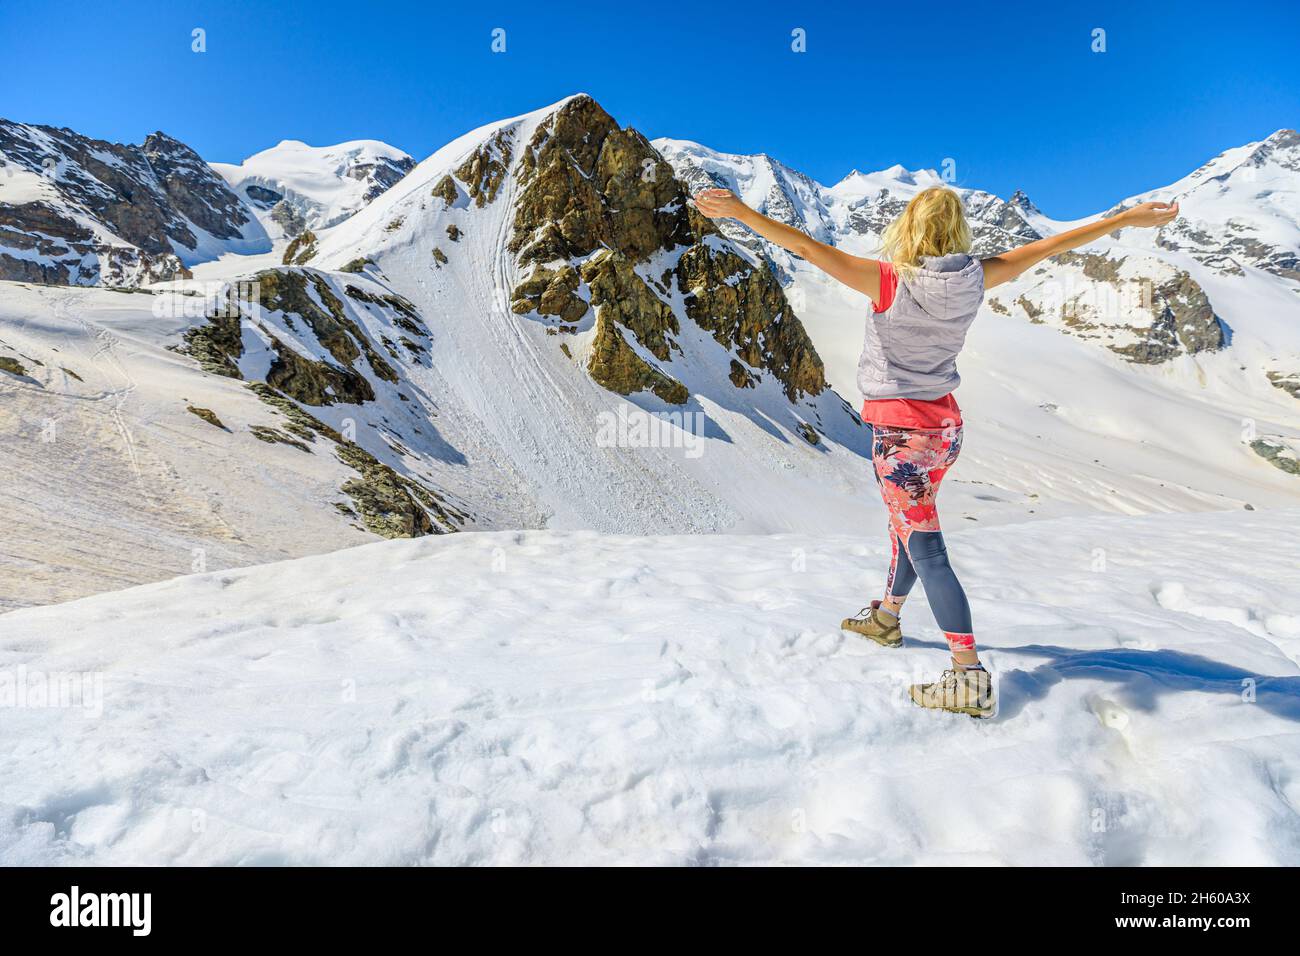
[692,188,882,303]
[982,201,1180,289]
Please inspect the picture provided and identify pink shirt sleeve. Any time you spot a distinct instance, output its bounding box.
[873,262,898,314]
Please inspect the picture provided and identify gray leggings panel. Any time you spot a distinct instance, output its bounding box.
[889,529,973,634]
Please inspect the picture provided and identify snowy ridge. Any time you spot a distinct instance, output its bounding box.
[212,139,415,238]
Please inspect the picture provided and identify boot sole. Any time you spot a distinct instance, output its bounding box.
[840,622,903,648]
[909,688,997,719]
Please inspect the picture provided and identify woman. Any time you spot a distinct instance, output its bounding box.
[692,185,1178,718]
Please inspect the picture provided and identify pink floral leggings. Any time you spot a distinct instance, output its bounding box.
[870,424,975,650]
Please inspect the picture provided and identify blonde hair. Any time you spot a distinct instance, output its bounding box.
[879,187,972,277]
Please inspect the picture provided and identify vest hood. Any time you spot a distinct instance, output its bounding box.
[903,254,985,320]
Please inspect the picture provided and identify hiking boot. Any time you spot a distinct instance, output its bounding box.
[841,601,903,647]
[909,668,996,719]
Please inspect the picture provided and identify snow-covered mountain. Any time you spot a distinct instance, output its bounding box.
[1,95,881,609]
[3,97,1300,867]
[656,131,1300,485]
[655,138,1245,365]
[0,121,270,285]
[3,97,1299,610]
[212,139,415,239]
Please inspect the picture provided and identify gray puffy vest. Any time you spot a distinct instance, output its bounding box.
[856,253,984,401]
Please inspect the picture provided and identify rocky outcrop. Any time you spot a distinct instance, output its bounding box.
[142,132,250,242]
[1251,437,1300,476]
[186,405,227,430]
[181,305,243,378]
[1268,370,1300,401]
[259,270,398,400]
[456,130,512,207]
[676,243,825,400]
[993,250,1228,365]
[507,95,826,405]
[271,200,307,237]
[431,174,459,207]
[251,424,311,452]
[511,263,588,323]
[243,184,283,208]
[352,153,415,202]
[282,229,318,265]
[335,441,461,537]
[243,382,465,537]
[586,307,688,405]
[582,254,676,357]
[181,269,402,405]
[0,200,188,285]
[1052,251,1227,364]
[510,98,688,266]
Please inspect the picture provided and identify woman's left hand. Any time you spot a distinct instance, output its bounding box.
[1121,200,1180,228]
[692,188,749,220]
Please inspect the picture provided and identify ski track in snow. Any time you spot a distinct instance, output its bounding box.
[1,511,1297,865]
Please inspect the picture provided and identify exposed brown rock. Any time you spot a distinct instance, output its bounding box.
[507,95,823,402]
[456,130,512,207]
[586,309,688,405]
[431,174,459,207]
[186,405,227,430]
[675,243,824,400]
[282,230,318,265]
[250,424,311,452]
[582,252,677,360]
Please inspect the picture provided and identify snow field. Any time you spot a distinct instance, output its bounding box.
[1,510,1297,865]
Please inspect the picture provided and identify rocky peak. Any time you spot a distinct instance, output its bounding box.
[1245,128,1300,172]
[0,119,253,285]
[143,130,251,241]
[507,96,825,404]
[1008,189,1039,216]
[353,154,415,201]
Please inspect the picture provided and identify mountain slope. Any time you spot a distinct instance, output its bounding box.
[0,121,270,284]
[293,94,878,534]
[2,511,1298,864]
[1,95,890,608]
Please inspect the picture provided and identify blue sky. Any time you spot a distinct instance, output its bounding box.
[3,0,1297,217]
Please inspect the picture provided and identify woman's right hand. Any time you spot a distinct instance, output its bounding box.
[692,188,750,221]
